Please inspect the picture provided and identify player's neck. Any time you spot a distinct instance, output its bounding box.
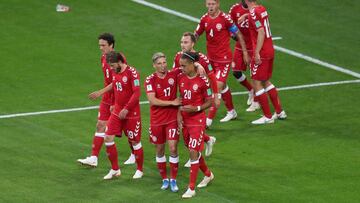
[209,10,220,18]
[119,63,127,73]
[186,72,197,78]
[156,70,167,79]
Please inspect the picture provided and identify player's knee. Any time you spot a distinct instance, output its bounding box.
[169,145,178,155]
[104,135,114,143]
[232,71,243,79]
[96,121,106,132]
[132,142,142,150]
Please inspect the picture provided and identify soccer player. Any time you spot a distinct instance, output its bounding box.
[77,33,134,166]
[245,0,287,124]
[195,0,250,127]
[145,52,182,192]
[229,0,260,111]
[173,32,217,167]
[89,51,144,179]
[178,52,214,199]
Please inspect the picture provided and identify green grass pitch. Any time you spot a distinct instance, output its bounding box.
[0,0,359,202]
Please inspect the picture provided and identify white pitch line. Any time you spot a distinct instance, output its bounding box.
[131,0,360,79]
[1,80,359,119]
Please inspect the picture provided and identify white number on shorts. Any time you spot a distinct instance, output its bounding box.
[184,90,192,99]
[189,138,198,148]
[116,82,122,91]
[163,87,171,97]
[168,128,177,138]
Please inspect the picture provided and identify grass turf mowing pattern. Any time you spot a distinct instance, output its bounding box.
[0,0,360,202]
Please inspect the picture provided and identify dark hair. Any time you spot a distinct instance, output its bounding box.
[98,33,115,48]
[106,51,125,64]
[181,51,199,63]
[241,0,248,8]
[183,32,197,43]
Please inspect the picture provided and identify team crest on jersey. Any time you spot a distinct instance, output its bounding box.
[216,23,222,31]
[181,83,184,87]
[157,84,161,89]
[168,78,174,85]
[122,76,128,83]
[205,23,208,27]
[193,84,199,91]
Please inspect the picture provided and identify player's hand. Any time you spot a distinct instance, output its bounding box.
[237,13,249,24]
[243,51,250,66]
[177,113,183,129]
[255,52,261,65]
[195,62,206,76]
[110,105,115,113]
[214,96,221,108]
[89,91,101,100]
[180,105,197,113]
[119,109,129,119]
[172,97,182,106]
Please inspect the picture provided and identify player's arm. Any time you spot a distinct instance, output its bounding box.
[254,28,265,65]
[147,93,181,107]
[235,30,250,65]
[89,83,112,100]
[194,18,205,41]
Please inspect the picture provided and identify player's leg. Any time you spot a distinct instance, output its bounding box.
[250,60,274,124]
[264,80,287,120]
[103,115,121,180]
[167,122,180,192]
[125,118,144,179]
[77,102,110,167]
[219,82,237,123]
[232,48,254,105]
[124,141,135,165]
[182,127,191,168]
[150,125,169,189]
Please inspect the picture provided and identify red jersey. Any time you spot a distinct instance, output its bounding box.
[172,51,218,94]
[111,65,141,119]
[101,54,114,105]
[100,52,127,105]
[248,5,274,58]
[178,74,213,126]
[144,70,180,126]
[229,3,252,51]
[195,11,236,63]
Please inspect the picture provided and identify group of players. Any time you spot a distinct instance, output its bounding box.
[77,0,286,199]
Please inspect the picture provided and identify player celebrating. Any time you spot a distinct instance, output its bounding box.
[89,51,144,179]
[178,52,214,199]
[77,33,136,167]
[145,52,182,192]
[229,0,260,111]
[195,0,250,127]
[245,0,287,124]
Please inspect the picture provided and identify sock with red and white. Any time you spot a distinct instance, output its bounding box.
[169,155,179,180]
[237,73,253,91]
[265,84,282,114]
[91,132,105,157]
[207,104,218,120]
[221,85,235,111]
[199,154,211,177]
[128,141,135,157]
[105,141,119,170]
[203,134,210,142]
[255,89,272,119]
[156,155,167,180]
[133,142,144,171]
[189,159,200,190]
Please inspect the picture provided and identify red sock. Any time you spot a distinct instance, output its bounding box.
[207,104,218,120]
[266,85,282,114]
[203,134,210,142]
[199,155,211,177]
[254,93,259,102]
[156,156,167,179]
[169,156,179,180]
[105,142,119,170]
[240,80,253,91]
[133,143,144,171]
[221,86,234,111]
[128,141,134,155]
[91,133,104,157]
[189,160,200,190]
[256,89,272,118]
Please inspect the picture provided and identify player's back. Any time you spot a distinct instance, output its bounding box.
[248,5,274,58]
